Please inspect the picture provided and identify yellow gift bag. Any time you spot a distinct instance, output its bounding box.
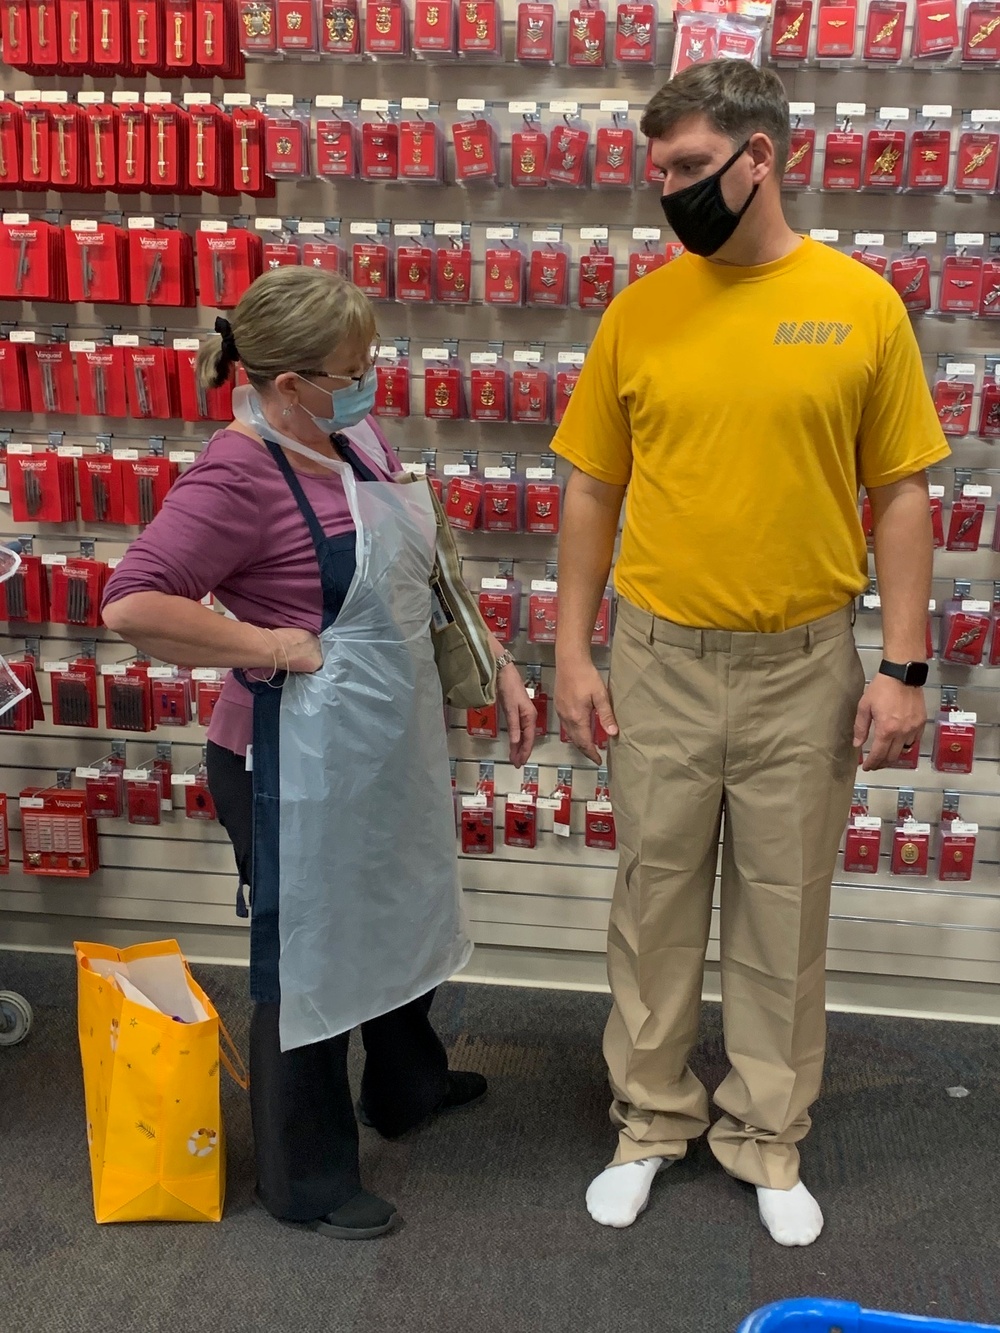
[75,939,248,1224]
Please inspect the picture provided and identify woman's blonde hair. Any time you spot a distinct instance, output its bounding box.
[196,267,377,391]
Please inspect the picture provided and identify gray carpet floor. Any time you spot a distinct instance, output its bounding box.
[1,949,998,1333]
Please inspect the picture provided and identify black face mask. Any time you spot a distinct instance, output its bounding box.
[659,140,757,257]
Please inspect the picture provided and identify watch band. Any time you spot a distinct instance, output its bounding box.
[878,658,929,687]
[494,649,516,673]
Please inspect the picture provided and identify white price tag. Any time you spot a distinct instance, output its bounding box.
[360,99,391,113]
[928,599,937,612]
[378,344,400,359]
[462,794,489,808]
[111,91,141,104]
[531,579,558,593]
[100,664,127,676]
[400,97,430,111]
[39,90,68,103]
[201,219,229,233]
[112,335,140,346]
[508,101,538,115]
[405,463,427,477]
[8,332,35,345]
[41,554,68,567]
[535,796,562,811]
[2,212,30,225]
[123,769,149,781]
[265,93,295,108]
[172,338,200,351]
[6,440,34,451]
[600,100,630,114]
[525,467,555,480]
[949,712,977,725]
[587,800,614,814]
[810,229,840,243]
[580,226,609,242]
[126,217,156,231]
[349,221,379,236]
[223,92,252,107]
[902,821,932,835]
[297,221,326,235]
[42,662,70,673]
[56,446,83,458]
[878,107,910,121]
[192,668,223,682]
[394,223,424,237]
[557,352,585,366]
[183,92,213,106]
[457,99,487,113]
[77,91,106,105]
[853,816,882,830]
[632,226,662,241]
[112,448,140,459]
[532,229,562,243]
[316,95,346,109]
[70,220,99,235]
[951,821,979,836]
[507,792,536,807]
[171,774,197,787]
[434,222,464,237]
[963,484,992,498]
[422,347,450,361]
[486,226,516,241]
[69,341,96,353]
[253,217,283,232]
[75,767,102,780]
[922,105,953,118]
[549,100,579,115]
[19,797,44,810]
[789,102,816,116]
[954,233,985,247]
[513,350,542,364]
[906,231,938,245]
[481,576,510,589]
[854,233,884,246]
[470,352,498,365]
[962,600,991,613]
[13,91,41,104]
[929,485,945,498]
[147,666,178,679]
[170,451,198,464]
[143,91,172,105]
[836,102,867,117]
[862,594,882,609]
[443,464,471,477]
[971,109,1000,122]
[946,363,976,377]
[484,468,512,479]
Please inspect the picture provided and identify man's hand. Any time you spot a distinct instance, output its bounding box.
[853,672,926,771]
[497,664,537,769]
[555,658,619,764]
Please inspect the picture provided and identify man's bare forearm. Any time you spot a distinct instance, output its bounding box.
[555,468,626,663]
[869,472,934,662]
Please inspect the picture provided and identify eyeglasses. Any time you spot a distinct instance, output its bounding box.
[295,342,378,389]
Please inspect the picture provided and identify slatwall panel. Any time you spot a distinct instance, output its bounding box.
[1,15,1000,1010]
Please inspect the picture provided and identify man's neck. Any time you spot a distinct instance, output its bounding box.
[707,218,801,269]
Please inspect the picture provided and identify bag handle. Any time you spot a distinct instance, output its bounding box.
[218,1018,249,1091]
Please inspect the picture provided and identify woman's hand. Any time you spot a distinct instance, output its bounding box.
[497,663,537,768]
[270,627,323,674]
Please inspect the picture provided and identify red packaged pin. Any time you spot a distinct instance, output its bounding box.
[555,362,582,424]
[946,493,986,550]
[824,128,864,189]
[478,574,521,638]
[891,822,930,876]
[594,125,635,187]
[484,244,524,306]
[424,360,465,420]
[938,252,983,315]
[360,118,398,180]
[864,129,907,189]
[505,793,537,849]
[482,470,524,536]
[321,0,361,50]
[435,240,472,303]
[395,240,434,303]
[568,1,607,63]
[365,0,407,51]
[955,130,999,193]
[525,460,563,534]
[938,819,977,882]
[940,596,990,665]
[527,242,570,307]
[374,357,410,418]
[19,784,99,877]
[510,363,551,424]
[516,0,554,57]
[815,0,857,54]
[932,709,976,774]
[511,127,548,187]
[527,583,559,644]
[979,382,1000,438]
[784,126,816,189]
[844,816,882,873]
[907,127,951,191]
[547,120,592,187]
[399,117,443,181]
[412,0,454,51]
[469,360,509,423]
[444,466,484,531]
[457,0,500,54]
[614,1,655,61]
[963,0,1000,56]
[352,240,392,300]
[934,374,975,436]
[863,0,905,56]
[452,114,498,183]
[982,260,1000,317]
[889,256,932,312]
[912,0,957,54]
[578,250,615,310]
[770,0,811,56]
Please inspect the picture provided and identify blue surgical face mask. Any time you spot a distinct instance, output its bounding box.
[297,367,377,433]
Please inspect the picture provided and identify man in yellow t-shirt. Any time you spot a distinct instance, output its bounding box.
[552,59,949,1248]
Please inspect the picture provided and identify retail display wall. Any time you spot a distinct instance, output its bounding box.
[1,0,1000,1003]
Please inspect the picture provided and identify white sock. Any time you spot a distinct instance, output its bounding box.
[586,1158,669,1228]
[756,1181,824,1247]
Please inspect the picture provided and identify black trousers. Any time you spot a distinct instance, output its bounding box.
[207,740,450,1222]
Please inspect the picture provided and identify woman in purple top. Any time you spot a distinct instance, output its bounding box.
[102,268,536,1240]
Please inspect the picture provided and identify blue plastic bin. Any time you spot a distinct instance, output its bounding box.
[738,1300,1000,1333]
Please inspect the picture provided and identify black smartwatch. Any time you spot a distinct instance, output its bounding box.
[878,659,929,688]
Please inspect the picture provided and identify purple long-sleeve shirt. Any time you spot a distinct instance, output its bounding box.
[101,419,401,757]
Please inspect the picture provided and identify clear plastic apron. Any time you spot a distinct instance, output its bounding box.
[235,390,472,1052]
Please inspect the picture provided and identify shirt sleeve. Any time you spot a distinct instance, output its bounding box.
[858,314,951,489]
[549,308,633,487]
[101,445,262,612]
[365,415,404,474]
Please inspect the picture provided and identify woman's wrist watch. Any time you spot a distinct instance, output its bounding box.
[494,649,517,673]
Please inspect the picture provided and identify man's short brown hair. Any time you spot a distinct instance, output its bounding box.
[640,59,791,175]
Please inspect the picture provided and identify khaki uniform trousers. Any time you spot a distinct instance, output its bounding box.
[604,596,865,1190]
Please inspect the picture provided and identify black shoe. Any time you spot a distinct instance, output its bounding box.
[357,1070,488,1132]
[262,1189,398,1240]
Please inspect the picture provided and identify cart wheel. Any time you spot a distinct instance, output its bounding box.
[0,991,32,1046]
